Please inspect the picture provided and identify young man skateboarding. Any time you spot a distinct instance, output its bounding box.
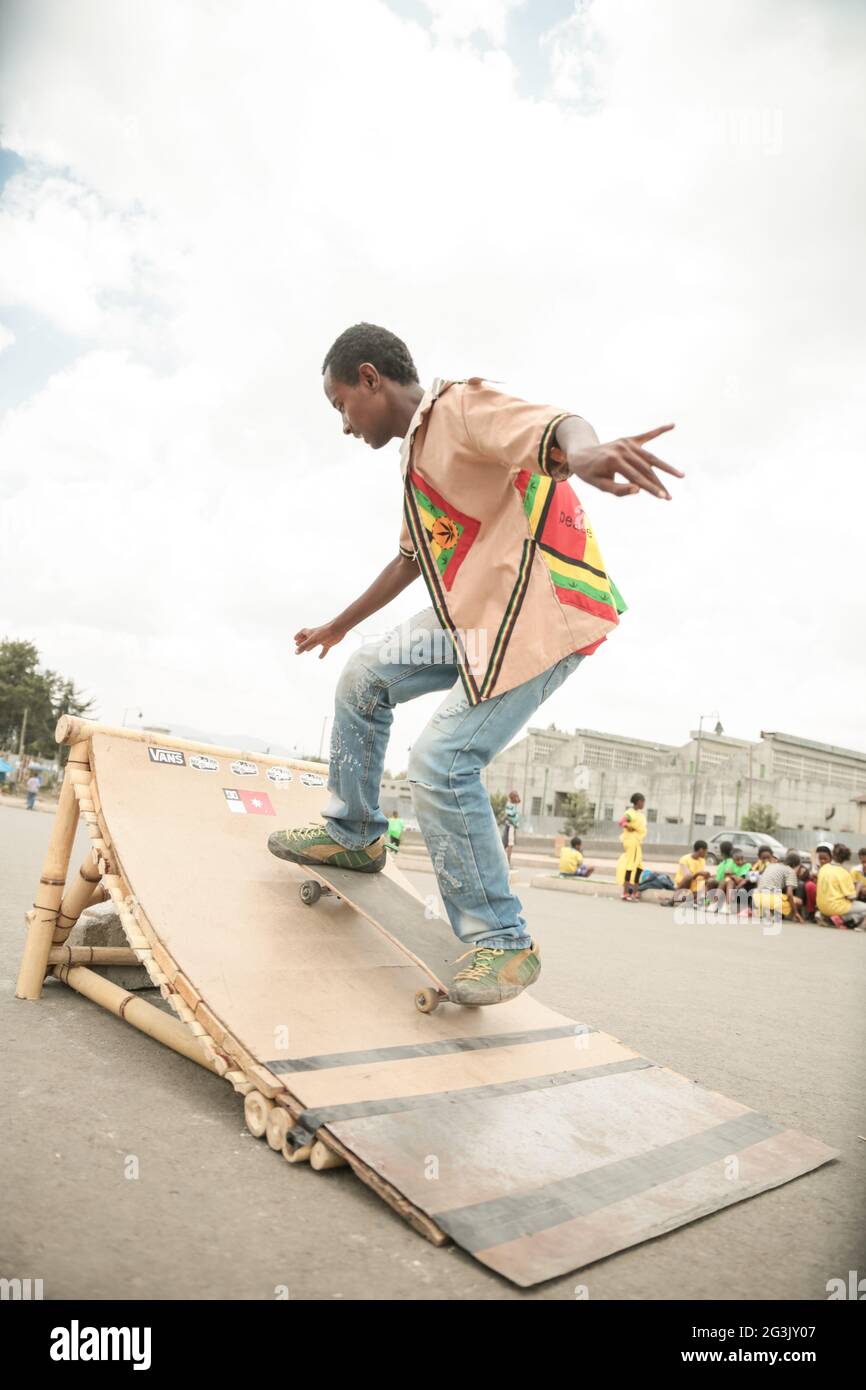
[269,323,682,1005]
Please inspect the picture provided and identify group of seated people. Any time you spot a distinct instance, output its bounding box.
[674,839,866,927]
[556,832,866,929]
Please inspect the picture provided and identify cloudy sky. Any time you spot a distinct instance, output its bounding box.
[1,0,863,765]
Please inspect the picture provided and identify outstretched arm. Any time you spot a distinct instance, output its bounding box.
[554,416,685,500]
[294,552,419,658]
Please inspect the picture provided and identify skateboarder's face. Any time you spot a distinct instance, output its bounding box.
[324,364,393,449]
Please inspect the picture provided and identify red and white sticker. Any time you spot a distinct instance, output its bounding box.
[223,788,275,816]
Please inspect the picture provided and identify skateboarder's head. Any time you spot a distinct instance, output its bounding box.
[629,792,645,810]
[832,844,851,865]
[322,322,421,449]
[693,839,708,856]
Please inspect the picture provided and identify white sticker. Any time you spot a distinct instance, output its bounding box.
[267,767,294,784]
[230,760,259,777]
[148,746,185,766]
[300,772,325,788]
[190,754,219,772]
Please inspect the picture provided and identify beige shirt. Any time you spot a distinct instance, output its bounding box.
[398,378,625,704]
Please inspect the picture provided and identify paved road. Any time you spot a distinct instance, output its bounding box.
[2,805,863,1301]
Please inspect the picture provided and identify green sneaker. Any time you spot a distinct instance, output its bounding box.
[268,823,386,873]
[450,940,541,1005]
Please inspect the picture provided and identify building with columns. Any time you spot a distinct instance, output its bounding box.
[379,726,866,850]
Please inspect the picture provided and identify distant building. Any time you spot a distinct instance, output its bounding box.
[379,725,866,848]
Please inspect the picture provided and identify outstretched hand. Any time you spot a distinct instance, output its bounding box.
[294,622,345,659]
[553,424,684,499]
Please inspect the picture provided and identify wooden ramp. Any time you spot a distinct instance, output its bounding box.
[17,720,837,1288]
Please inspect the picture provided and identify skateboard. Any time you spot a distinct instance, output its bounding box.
[295,864,459,1013]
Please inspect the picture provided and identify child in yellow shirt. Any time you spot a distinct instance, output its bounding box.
[558,836,594,877]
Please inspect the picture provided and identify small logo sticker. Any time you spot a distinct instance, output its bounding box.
[190,754,219,772]
[148,746,185,767]
[223,788,275,816]
[267,767,293,785]
[230,760,259,777]
[301,772,325,788]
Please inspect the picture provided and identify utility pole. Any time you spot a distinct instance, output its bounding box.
[17,707,28,759]
[688,712,723,844]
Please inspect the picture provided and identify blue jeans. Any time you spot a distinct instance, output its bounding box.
[26,791,37,810]
[321,607,584,949]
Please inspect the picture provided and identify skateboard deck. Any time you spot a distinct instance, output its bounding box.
[295,863,460,1011]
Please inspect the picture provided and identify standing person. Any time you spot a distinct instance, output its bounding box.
[25,772,40,811]
[386,811,404,854]
[501,790,521,867]
[268,324,683,1005]
[817,845,866,929]
[559,836,595,877]
[616,792,647,902]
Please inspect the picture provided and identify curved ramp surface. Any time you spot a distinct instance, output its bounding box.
[80,730,835,1287]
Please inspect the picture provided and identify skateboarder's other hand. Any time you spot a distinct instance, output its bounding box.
[294,622,345,658]
[554,424,684,500]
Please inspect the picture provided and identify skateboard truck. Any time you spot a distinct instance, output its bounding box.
[299,877,450,1014]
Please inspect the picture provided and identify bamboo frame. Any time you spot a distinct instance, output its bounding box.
[54,714,327,774]
[52,964,218,1072]
[15,715,450,1253]
[15,740,89,1000]
[47,946,140,966]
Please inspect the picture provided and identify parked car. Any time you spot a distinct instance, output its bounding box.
[704,830,794,867]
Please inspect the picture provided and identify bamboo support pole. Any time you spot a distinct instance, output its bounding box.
[54,849,103,937]
[15,741,90,1001]
[55,714,328,775]
[309,1139,349,1172]
[47,946,140,966]
[243,1091,273,1138]
[52,965,219,1073]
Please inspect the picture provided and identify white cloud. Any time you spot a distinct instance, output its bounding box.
[0,0,863,764]
[422,0,526,46]
[0,322,15,353]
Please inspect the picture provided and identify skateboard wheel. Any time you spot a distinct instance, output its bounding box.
[415,987,441,1014]
[299,880,322,906]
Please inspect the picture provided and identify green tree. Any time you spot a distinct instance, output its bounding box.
[741,803,780,833]
[488,791,507,825]
[561,791,595,836]
[0,639,94,762]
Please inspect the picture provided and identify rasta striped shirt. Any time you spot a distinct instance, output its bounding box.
[397,378,626,706]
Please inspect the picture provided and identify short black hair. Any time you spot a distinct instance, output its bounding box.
[630,792,645,805]
[693,839,707,851]
[322,322,419,386]
[570,837,582,847]
[786,850,802,867]
[833,844,851,863]
[719,840,733,856]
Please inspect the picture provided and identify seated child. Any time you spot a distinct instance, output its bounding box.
[674,840,714,901]
[559,836,594,877]
[817,845,866,929]
[714,847,753,914]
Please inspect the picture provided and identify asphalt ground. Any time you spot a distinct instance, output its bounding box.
[2,804,863,1301]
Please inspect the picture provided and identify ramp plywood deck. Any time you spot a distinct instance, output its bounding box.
[79,732,837,1286]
